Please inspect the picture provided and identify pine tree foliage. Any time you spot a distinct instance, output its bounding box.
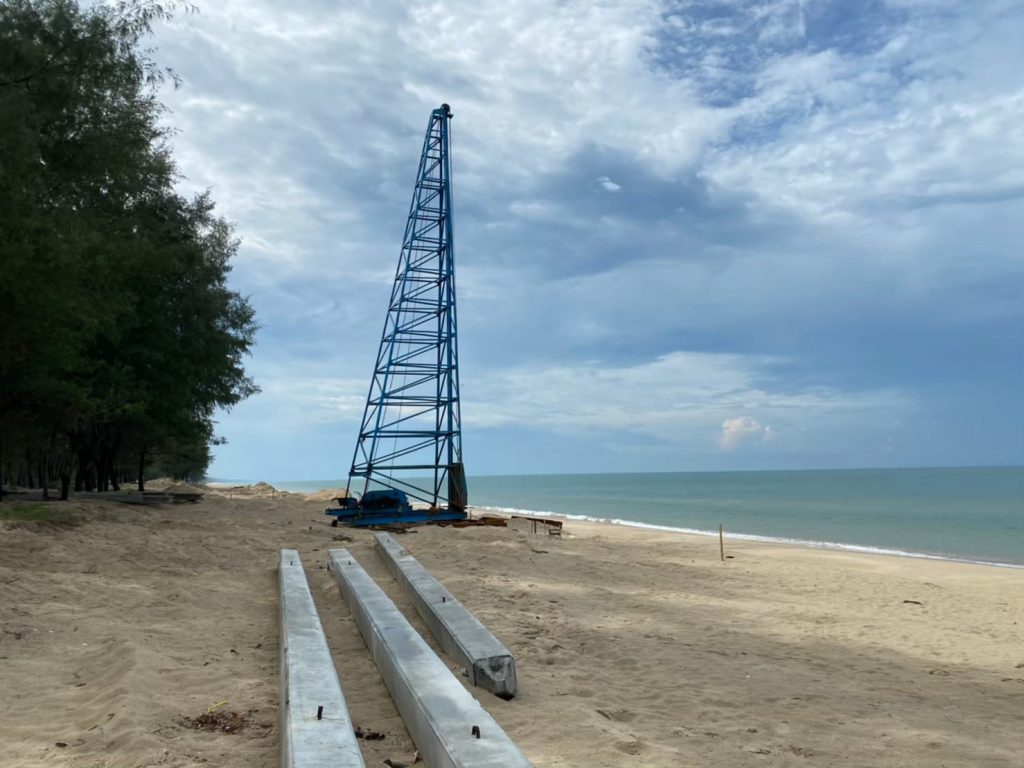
[0,0,258,497]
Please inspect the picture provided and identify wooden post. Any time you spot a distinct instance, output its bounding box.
[719,524,725,562]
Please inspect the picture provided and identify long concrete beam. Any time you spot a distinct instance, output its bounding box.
[374,533,517,699]
[328,549,534,768]
[279,549,365,768]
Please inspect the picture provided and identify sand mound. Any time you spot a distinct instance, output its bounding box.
[163,483,204,495]
[243,482,284,497]
[203,481,289,498]
[303,488,351,502]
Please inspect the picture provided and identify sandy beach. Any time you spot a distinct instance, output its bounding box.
[1,487,1022,767]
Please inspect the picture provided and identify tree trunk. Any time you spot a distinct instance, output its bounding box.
[25,448,34,489]
[137,445,147,492]
[81,452,96,492]
[60,470,71,501]
[97,452,109,492]
[41,454,49,500]
[103,432,122,493]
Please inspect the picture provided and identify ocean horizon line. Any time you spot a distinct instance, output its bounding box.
[205,462,1024,486]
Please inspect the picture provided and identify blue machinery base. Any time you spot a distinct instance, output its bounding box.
[325,507,467,527]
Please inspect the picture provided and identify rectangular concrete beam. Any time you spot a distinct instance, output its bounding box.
[374,533,517,699]
[329,549,534,768]
[279,549,365,768]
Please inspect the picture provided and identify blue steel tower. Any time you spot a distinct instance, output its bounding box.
[346,104,467,513]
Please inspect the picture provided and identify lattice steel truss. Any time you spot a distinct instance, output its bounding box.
[346,104,467,511]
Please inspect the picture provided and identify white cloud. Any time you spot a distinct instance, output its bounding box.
[156,0,1024,296]
[143,1,1023,473]
[508,200,566,221]
[753,0,808,44]
[459,352,909,453]
[226,350,908,455]
[700,6,1024,221]
[158,0,730,214]
[719,416,773,451]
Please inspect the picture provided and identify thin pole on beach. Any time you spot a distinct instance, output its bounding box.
[719,524,725,562]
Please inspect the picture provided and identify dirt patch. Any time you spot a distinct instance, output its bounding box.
[180,709,252,734]
[354,725,386,740]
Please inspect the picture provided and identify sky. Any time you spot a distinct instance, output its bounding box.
[150,0,1024,480]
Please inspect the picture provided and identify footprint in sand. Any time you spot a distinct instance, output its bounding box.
[614,740,643,755]
[596,708,636,723]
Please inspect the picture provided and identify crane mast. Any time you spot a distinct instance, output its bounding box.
[344,104,467,520]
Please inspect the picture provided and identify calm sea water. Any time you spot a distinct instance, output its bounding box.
[254,467,1024,567]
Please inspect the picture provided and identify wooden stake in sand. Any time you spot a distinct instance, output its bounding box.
[719,524,725,562]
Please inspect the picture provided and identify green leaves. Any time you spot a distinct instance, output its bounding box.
[1,1,257,489]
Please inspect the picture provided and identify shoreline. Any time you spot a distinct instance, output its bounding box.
[10,477,1016,569]
[205,466,1024,569]
[471,504,1024,570]
[2,490,1022,766]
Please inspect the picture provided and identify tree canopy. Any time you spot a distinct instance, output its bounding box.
[0,0,258,497]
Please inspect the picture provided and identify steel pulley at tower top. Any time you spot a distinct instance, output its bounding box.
[345,104,467,514]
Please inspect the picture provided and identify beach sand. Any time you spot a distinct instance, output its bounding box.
[1,489,1022,766]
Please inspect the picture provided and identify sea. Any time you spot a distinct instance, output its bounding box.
[229,467,1024,568]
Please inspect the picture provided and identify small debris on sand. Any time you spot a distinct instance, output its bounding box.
[354,725,385,740]
[180,709,250,734]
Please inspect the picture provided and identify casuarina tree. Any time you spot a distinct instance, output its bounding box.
[0,1,258,498]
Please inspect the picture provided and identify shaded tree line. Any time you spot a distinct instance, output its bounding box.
[0,1,258,499]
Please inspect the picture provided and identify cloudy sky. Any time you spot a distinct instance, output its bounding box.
[151,0,1024,480]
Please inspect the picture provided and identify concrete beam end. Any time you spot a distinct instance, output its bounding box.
[474,654,517,700]
[373,532,519,699]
